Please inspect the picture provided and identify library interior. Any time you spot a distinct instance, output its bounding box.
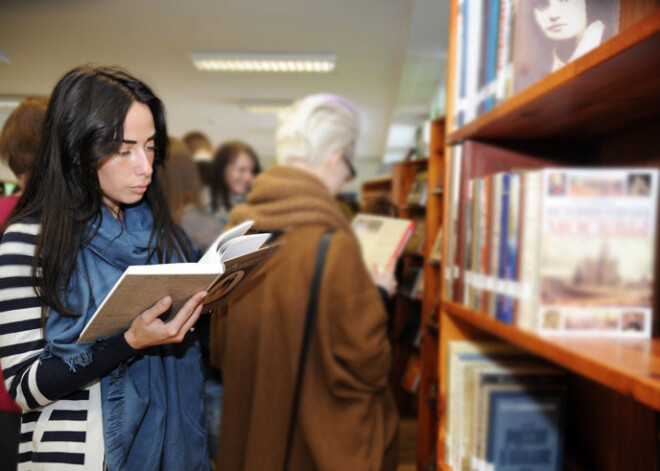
[1,0,660,470]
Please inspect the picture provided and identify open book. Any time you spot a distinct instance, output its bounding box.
[351,214,414,271]
[78,220,275,343]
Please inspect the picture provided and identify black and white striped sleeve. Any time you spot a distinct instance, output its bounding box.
[0,222,47,411]
[0,222,136,411]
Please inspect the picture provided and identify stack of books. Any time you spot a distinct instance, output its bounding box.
[445,341,565,471]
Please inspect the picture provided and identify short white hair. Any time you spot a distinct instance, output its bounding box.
[275,93,359,167]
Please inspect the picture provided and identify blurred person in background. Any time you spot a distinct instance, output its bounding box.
[160,136,224,465]
[0,96,49,469]
[183,130,215,208]
[211,94,399,471]
[0,96,49,225]
[161,137,222,254]
[209,140,261,229]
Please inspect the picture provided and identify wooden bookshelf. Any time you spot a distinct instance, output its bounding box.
[390,158,429,417]
[418,118,446,470]
[445,300,660,411]
[439,1,660,470]
[360,176,394,216]
[447,8,660,144]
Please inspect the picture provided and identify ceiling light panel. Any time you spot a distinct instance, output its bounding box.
[190,52,336,73]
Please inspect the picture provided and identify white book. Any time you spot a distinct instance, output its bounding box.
[536,168,659,337]
[78,221,276,343]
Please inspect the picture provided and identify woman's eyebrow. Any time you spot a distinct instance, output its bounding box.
[121,134,156,144]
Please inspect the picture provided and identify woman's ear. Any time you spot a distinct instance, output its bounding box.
[328,149,343,169]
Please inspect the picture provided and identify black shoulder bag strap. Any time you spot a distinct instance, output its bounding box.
[283,230,333,471]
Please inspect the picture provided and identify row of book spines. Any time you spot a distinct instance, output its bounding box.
[459,172,533,326]
[444,341,566,471]
[453,0,515,129]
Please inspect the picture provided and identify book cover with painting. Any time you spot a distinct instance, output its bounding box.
[537,168,659,337]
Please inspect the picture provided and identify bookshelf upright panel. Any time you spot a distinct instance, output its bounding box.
[439,0,660,469]
[418,118,446,469]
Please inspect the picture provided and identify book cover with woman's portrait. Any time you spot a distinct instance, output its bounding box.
[513,0,621,94]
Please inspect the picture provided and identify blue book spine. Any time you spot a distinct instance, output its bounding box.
[460,0,469,99]
[484,0,501,111]
[496,173,510,321]
[501,174,519,324]
[486,390,566,471]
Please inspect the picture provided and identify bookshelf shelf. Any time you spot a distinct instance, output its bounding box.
[399,202,426,210]
[447,9,660,144]
[444,301,660,411]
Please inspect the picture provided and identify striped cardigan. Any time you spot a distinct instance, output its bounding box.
[0,221,135,470]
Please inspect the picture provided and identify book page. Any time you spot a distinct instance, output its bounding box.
[352,214,414,271]
[218,233,271,261]
[198,220,254,264]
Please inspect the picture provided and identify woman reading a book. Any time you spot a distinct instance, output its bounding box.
[211,94,399,470]
[0,66,210,470]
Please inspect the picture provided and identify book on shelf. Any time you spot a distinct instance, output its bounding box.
[351,213,415,271]
[471,365,566,471]
[446,341,565,471]
[405,217,427,255]
[445,340,526,468]
[451,164,659,338]
[78,221,275,343]
[536,168,658,337]
[406,169,429,206]
[401,354,422,394]
[512,0,621,94]
[399,302,423,348]
[485,388,566,471]
[399,266,424,300]
[429,228,444,264]
[451,0,622,129]
[446,141,556,308]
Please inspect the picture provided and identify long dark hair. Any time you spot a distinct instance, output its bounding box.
[161,137,203,223]
[6,65,190,319]
[210,140,261,212]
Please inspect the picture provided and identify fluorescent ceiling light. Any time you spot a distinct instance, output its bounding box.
[190,52,336,73]
[239,99,292,114]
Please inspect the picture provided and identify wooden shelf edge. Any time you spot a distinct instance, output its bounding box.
[443,300,660,411]
[400,157,430,167]
[446,8,660,144]
[399,203,427,211]
[361,175,392,186]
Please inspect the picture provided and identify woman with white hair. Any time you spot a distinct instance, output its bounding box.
[210,93,399,470]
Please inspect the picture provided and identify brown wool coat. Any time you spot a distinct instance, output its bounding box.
[210,166,399,471]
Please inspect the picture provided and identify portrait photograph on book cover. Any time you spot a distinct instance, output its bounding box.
[513,0,621,93]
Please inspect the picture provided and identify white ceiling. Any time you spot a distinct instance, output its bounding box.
[0,0,449,183]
